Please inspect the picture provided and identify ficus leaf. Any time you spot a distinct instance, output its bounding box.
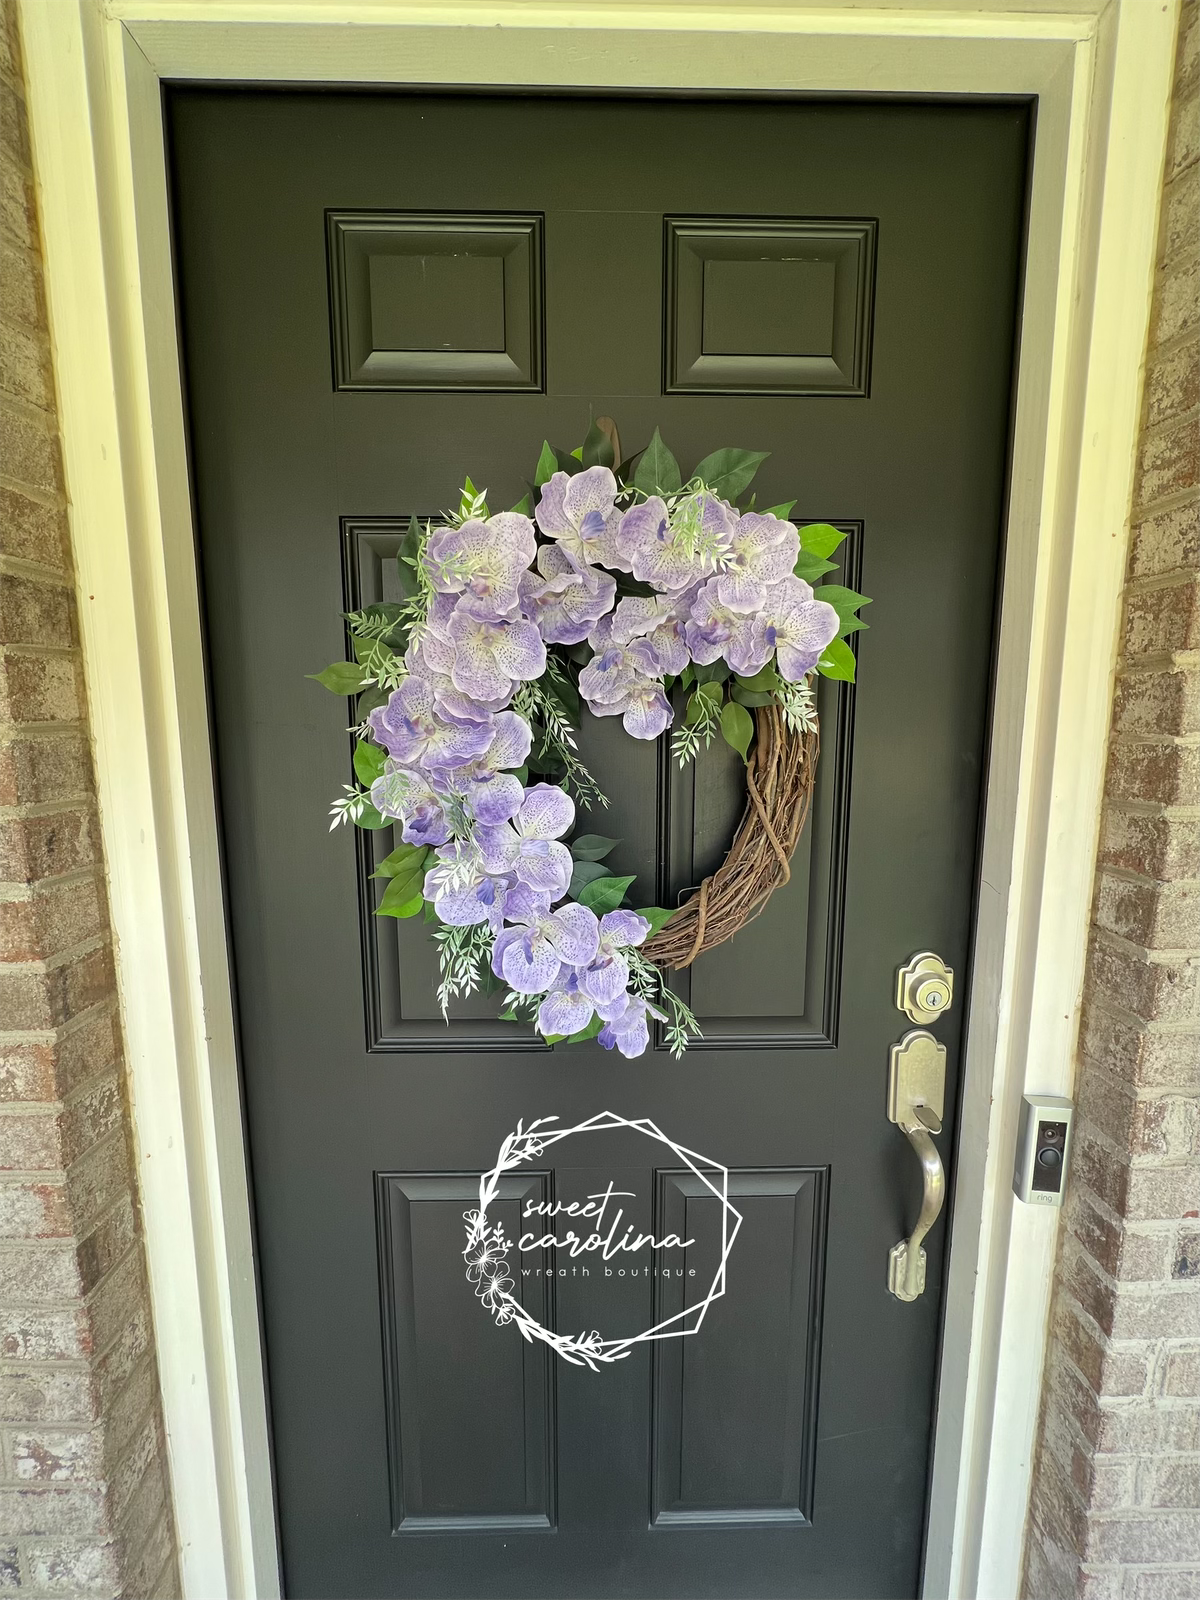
[697,680,725,705]
[534,441,559,487]
[793,551,838,583]
[734,665,781,693]
[376,882,424,919]
[691,447,769,503]
[632,427,682,497]
[581,418,615,469]
[578,874,636,914]
[353,740,386,787]
[815,584,872,637]
[569,834,621,862]
[730,687,775,707]
[798,521,848,559]
[636,906,676,937]
[720,699,755,763]
[309,661,368,695]
[816,637,857,681]
[371,842,429,881]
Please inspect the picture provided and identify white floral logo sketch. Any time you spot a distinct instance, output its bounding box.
[463,1111,742,1370]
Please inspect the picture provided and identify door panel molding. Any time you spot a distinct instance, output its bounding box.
[17,3,1179,1597]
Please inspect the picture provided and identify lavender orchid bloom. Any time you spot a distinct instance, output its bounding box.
[453,709,532,826]
[597,993,666,1059]
[537,969,597,1038]
[617,492,735,592]
[587,674,674,740]
[576,909,651,1006]
[535,466,626,571]
[684,578,770,676]
[477,783,576,894]
[715,512,801,612]
[369,676,495,771]
[578,617,673,738]
[442,601,547,703]
[751,576,841,682]
[519,543,616,646]
[577,615,642,708]
[369,761,451,847]
[406,632,512,725]
[425,512,536,613]
[607,596,691,677]
[491,887,601,995]
[422,849,516,931]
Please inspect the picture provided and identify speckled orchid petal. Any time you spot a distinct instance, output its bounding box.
[596,993,664,1058]
[512,838,573,895]
[599,909,651,949]
[368,677,496,770]
[576,948,630,1006]
[536,466,626,571]
[715,512,800,613]
[542,901,601,966]
[753,576,840,683]
[515,782,575,842]
[620,681,673,740]
[426,513,535,612]
[492,926,563,994]
[519,545,617,645]
[446,608,546,701]
[538,975,596,1038]
[465,771,525,825]
[370,761,452,846]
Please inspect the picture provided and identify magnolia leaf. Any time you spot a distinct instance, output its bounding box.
[793,550,838,583]
[817,637,857,681]
[376,854,429,914]
[720,699,754,763]
[371,842,429,881]
[798,521,848,559]
[697,680,725,706]
[691,447,769,503]
[730,686,775,707]
[578,874,635,914]
[693,660,729,686]
[534,440,559,487]
[764,500,797,519]
[816,584,872,637]
[309,661,368,695]
[632,427,682,497]
[569,834,621,862]
[636,906,676,937]
[553,446,585,476]
[734,665,781,693]
[353,740,386,787]
[568,859,609,898]
[581,418,615,469]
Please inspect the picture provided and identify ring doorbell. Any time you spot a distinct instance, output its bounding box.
[1013,1094,1074,1207]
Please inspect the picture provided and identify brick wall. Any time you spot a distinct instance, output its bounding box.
[1023,2,1200,1596]
[0,4,180,1595]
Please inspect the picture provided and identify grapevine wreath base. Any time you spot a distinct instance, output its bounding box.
[313,420,867,1058]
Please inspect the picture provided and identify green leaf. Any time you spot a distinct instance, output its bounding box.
[578,874,636,914]
[353,740,386,786]
[679,663,695,690]
[371,842,429,881]
[569,834,620,862]
[730,686,775,707]
[568,859,609,898]
[815,584,872,637]
[354,800,390,831]
[547,671,581,724]
[395,517,422,597]
[632,427,682,497]
[697,680,725,705]
[356,683,389,717]
[566,1013,605,1044]
[375,848,430,914]
[793,550,838,583]
[816,637,857,681]
[376,883,423,919]
[581,418,615,469]
[764,500,797,519]
[509,492,533,517]
[534,440,559,487]
[309,661,368,695]
[693,660,729,686]
[684,691,706,727]
[553,446,584,476]
[636,906,676,937]
[799,521,848,559]
[691,447,769,503]
[734,665,781,693]
[720,699,754,763]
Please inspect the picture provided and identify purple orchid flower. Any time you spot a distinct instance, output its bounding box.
[684,578,770,676]
[575,909,651,1005]
[369,676,495,771]
[535,466,626,571]
[751,576,841,682]
[369,760,451,846]
[577,615,643,708]
[587,674,673,740]
[406,634,512,725]
[607,595,691,677]
[438,600,547,703]
[616,492,735,592]
[597,992,666,1059]
[423,848,516,931]
[477,782,576,894]
[452,709,532,826]
[715,512,801,612]
[492,887,601,995]
[425,512,536,613]
[537,968,597,1038]
[519,543,617,646]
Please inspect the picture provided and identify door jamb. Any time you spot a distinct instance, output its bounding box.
[15,3,1179,1596]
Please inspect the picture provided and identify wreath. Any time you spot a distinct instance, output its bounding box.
[312,419,870,1059]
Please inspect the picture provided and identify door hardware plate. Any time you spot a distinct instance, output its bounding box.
[895,952,954,1025]
[887,1030,946,1127]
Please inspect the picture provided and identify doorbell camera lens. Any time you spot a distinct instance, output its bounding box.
[1014,1097,1074,1206]
[1037,1146,1062,1169]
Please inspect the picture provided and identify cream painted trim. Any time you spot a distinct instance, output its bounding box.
[16,3,1178,1597]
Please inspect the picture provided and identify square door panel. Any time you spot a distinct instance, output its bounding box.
[327,212,544,391]
[665,218,876,395]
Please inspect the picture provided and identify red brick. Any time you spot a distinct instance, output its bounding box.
[1105,743,1200,808]
[0,1038,56,1101]
[0,731,94,807]
[1161,162,1199,266]
[1111,668,1200,739]
[1097,809,1200,883]
[1148,252,1200,351]
[0,484,71,571]
[1129,500,1200,583]
[1094,872,1200,951]
[0,873,107,962]
[0,570,75,648]
[0,651,83,724]
[0,1107,61,1171]
[0,402,61,495]
[0,1176,71,1238]
[0,231,44,327]
[1144,334,1200,431]
[1085,937,1200,1027]
[0,806,99,882]
[0,1305,90,1362]
[1122,579,1200,659]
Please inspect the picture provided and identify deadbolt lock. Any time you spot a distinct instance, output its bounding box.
[896,952,954,1026]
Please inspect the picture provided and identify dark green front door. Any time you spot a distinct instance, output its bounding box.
[167,89,1027,1598]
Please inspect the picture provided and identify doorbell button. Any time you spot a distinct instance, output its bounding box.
[896,953,955,1025]
[1013,1095,1074,1207]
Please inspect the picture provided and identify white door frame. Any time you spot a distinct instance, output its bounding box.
[16,2,1178,1596]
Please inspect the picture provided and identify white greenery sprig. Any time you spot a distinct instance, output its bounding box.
[670,686,722,767]
[775,675,818,736]
[626,947,700,1060]
[512,676,609,810]
[432,920,494,1017]
[328,785,372,830]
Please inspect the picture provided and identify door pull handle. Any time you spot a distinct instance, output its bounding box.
[887,1030,947,1302]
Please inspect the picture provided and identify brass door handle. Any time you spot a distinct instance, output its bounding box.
[887,1031,948,1302]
